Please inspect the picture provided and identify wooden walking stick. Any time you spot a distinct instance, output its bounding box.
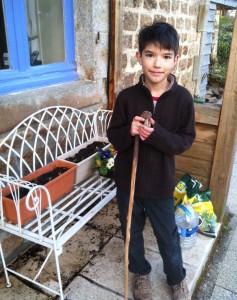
[124,111,152,300]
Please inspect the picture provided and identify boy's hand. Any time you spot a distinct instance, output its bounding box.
[139,117,155,140]
[130,116,155,140]
[130,116,145,136]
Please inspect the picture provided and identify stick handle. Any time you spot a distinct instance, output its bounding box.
[124,135,139,300]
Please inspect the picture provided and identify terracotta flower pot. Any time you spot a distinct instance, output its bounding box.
[1,160,76,225]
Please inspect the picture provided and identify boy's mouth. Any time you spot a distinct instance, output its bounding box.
[150,71,163,76]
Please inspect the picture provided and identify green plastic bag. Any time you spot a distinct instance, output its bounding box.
[174,173,202,207]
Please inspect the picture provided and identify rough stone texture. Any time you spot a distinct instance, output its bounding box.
[130,56,138,68]
[176,17,185,30]
[0,81,103,134]
[189,4,198,15]
[183,46,188,55]
[140,14,153,27]
[171,1,180,13]
[154,14,167,23]
[120,0,201,96]
[124,0,143,8]
[159,0,170,12]
[122,53,128,69]
[144,0,158,10]
[124,12,139,31]
[124,73,136,87]
[178,59,188,71]
[181,2,188,14]
[123,35,133,50]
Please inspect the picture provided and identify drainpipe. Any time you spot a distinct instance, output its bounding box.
[107,0,123,110]
[193,0,210,98]
[107,0,112,109]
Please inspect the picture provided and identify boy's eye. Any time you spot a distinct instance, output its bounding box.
[145,53,153,58]
[164,55,172,59]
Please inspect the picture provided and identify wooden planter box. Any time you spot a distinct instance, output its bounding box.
[1,160,76,225]
[57,136,110,184]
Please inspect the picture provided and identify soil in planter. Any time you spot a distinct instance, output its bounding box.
[6,167,68,200]
[66,141,108,163]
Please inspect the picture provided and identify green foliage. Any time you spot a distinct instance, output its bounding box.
[218,21,233,65]
[209,17,234,86]
[209,64,227,87]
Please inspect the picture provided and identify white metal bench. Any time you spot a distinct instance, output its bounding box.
[0,106,116,299]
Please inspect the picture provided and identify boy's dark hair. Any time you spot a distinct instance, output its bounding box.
[138,22,179,56]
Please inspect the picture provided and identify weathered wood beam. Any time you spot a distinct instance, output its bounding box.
[210,12,237,221]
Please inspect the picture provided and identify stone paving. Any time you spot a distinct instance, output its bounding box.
[0,199,218,300]
[0,149,236,300]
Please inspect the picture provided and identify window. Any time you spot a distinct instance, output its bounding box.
[0,0,77,95]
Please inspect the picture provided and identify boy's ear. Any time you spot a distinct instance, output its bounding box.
[136,51,142,65]
[174,55,179,64]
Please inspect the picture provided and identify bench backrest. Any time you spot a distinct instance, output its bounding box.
[0,106,112,181]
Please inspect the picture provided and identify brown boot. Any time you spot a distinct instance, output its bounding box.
[133,274,152,300]
[172,279,191,300]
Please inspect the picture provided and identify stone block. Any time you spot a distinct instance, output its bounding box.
[144,0,158,10]
[123,35,133,50]
[159,0,170,12]
[124,0,143,8]
[140,14,153,28]
[124,12,139,31]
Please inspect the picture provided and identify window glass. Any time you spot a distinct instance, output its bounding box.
[25,0,65,66]
[0,0,9,69]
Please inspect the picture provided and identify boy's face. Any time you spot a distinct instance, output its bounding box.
[136,43,178,88]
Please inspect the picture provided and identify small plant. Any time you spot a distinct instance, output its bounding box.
[93,146,117,177]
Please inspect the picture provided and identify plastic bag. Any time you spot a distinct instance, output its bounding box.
[174,174,217,236]
[182,191,217,235]
[174,173,202,207]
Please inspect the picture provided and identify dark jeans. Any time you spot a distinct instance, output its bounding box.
[116,188,186,286]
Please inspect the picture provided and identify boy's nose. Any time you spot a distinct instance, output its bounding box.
[154,57,161,67]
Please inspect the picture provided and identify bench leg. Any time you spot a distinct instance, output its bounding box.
[0,241,11,288]
[53,247,64,300]
[32,246,64,299]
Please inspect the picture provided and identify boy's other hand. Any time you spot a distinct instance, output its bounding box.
[139,117,154,140]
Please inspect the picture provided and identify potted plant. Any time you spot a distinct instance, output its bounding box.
[93,146,117,178]
[1,160,76,225]
[57,136,110,184]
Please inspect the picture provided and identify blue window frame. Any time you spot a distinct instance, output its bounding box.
[0,0,77,95]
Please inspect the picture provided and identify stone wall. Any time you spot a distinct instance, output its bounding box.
[119,0,202,96]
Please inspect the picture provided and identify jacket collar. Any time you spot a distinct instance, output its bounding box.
[139,73,176,93]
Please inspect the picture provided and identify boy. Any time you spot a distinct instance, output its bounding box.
[107,22,195,300]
